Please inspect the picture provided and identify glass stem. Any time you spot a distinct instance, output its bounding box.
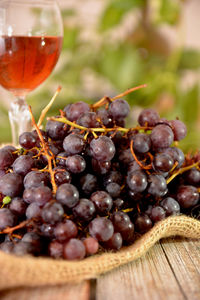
[8,96,32,146]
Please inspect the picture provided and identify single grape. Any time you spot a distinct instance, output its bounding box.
[89,217,114,242]
[77,112,100,128]
[54,168,71,186]
[64,101,90,122]
[160,197,180,216]
[56,183,79,208]
[0,169,6,178]
[0,241,13,254]
[0,208,15,230]
[105,182,121,198]
[22,232,42,254]
[0,173,23,197]
[150,206,166,223]
[54,220,78,242]
[9,197,27,216]
[13,241,34,256]
[108,99,130,119]
[170,120,187,141]
[176,185,199,208]
[39,223,55,238]
[128,161,141,173]
[13,155,35,177]
[31,130,48,147]
[80,174,98,196]
[49,240,63,259]
[0,149,15,169]
[65,155,86,174]
[131,133,151,154]
[19,132,37,149]
[73,199,95,221]
[103,232,123,250]
[56,152,68,167]
[118,149,135,166]
[112,211,134,242]
[91,159,111,175]
[63,134,85,156]
[113,198,124,210]
[104,171,122,186]
[138,109,159,127]
[127,170,148,193]
[134,214,152,234]
[2,145,17,158]
[23,186,52,206]
[63,238,86,260]
[90,136,116,162]
[24,171,49,189]
[148,174,167,197]
[26,203,42,219]
[153,153,174,172]
[96,109,113,127]
[150,124,174,150]
[90,191,113,215]
[162,147,185,168]
[184,168,200,186]
[42,202,64,224]
[83,237,99,255]
[46,119,68,140]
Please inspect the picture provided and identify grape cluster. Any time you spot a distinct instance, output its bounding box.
[0,93,199,261]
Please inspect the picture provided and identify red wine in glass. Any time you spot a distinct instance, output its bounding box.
[0,36,63,95]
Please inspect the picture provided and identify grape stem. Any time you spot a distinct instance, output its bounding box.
[28,106,58,194]
[0,220,30,235]
[167,161,200,184]
[130,140,152,170]
[37,86,62,128]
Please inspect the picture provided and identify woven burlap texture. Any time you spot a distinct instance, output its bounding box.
[0,215,199,290]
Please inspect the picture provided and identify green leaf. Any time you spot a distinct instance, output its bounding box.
[99,0,144,31]
[3,196,11,205]
[62,27,80,51]
[178,49,200,70]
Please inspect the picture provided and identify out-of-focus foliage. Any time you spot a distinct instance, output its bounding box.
[0,0,199,151]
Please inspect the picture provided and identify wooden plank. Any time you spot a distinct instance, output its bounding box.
[96,241,185,300]
[0,281,90,300]
[161,238,200,300]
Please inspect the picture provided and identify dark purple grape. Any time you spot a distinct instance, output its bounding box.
[42,202,64,224]
[96,109,113,127]
[73,199,95,221]
[63,134,85,156]
[32,130,48,147]
[104,171,122,186]
[64,101,90,122]
[54,220,78,242]
[108,99,130,119]
[49,240,63,259]
[91,159,111,175]
[128,161,141,173]
[0,241,14,254]
[0,173,23,197]
[22,232,42,253]
[0,149,15,169]
[105,183,121,198]
[150,206,166,222]
[170,120,187,141]
[77,112,100,128]
[127,170,148,193]
[150,124,174,150]
[112,211,134,241]
[56,183,79,208]
[113,198,124,210]
[63,238,86,260]
[89,217,114,242]
[103,232,123,250]
[13,155,35,177]
[162,147,185,168]
[90,136,115,162]
[19,132,37,149]
[26,203,41,219]
[115,118,125,127]
[118,149,135,166]
[24,171,49,189]
[153,153,174,172]
[23,186,52,206]
[80,174,98,196]
[131,133,151,154]
[65,155,86,174]
[176,185,199,208]
[160,197,180,216]
[90,191,113,215]
[46,119,68,140]
[83,237,99,255]
[56,152,68,167]
[9,197,27,216]
[2,145,17,157]
[138,109,159,127]
[148,174,167,197]
[13,241,34,256]
[0,208,15,230]
[39,223,55,238]
[54,168,71,186]
[0,169,6,178]
[134,214,152,233]
[184,168,200,186]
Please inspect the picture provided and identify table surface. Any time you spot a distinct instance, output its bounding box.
[0,237,199,300]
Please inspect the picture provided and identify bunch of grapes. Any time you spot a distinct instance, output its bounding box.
[0,86,199,260]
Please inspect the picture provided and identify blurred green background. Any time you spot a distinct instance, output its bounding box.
[0,0,199,151]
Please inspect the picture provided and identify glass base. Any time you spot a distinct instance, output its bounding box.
[9,97,32,146]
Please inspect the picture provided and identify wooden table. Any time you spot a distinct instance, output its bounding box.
[0,237,199,300]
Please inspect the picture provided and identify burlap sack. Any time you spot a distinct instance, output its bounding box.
[0,215,199,290]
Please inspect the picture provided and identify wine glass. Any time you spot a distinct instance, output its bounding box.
[0,0,63,145]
